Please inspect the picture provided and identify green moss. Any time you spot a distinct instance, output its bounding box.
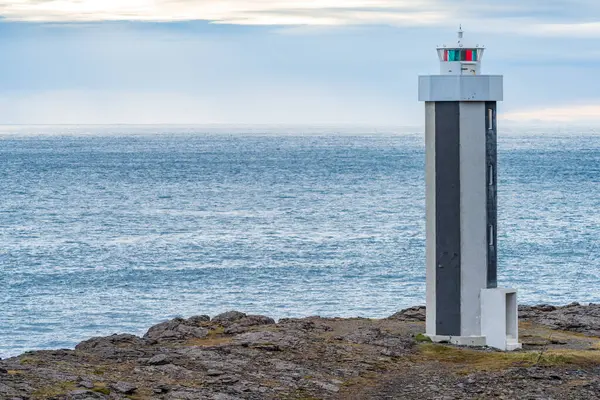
[415,333,433,343]
[285,389,321,400]
[93,386,111,395]
[209,326,225,335]
[417,343,600,372]
[32,381,77,399]
[20,356,43,366]
[92,366,107,375]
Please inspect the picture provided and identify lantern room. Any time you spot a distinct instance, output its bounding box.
[436,27,485,76]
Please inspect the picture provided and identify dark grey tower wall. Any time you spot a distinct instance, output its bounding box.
[433,102,462,336]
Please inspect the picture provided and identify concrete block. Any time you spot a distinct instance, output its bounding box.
[427,335,487,347]
[481,288,522,351]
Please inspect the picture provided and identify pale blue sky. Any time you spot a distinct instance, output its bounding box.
[1,0,600,125]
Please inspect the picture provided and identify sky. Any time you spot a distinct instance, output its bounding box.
[1,0,600,126]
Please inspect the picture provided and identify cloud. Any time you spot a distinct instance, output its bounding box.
[503,104,600,123]
[0,1,440,24]
[531,22,600,38]
[1,0,600,37]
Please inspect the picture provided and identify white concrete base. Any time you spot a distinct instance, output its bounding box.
[426,335,487,347]
[481,288,522,351]
[425,288,523,351]
[505,338,523,351]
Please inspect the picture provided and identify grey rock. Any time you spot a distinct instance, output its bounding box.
[75,334,146,359]
[212,311,247,326]
[76,334,144,352]
[207,375,239,385]
[153,384,170,394]
[344,327,383,345]
[144,318,209,341]
[314,381,340,393]
[207,369,224,376]
[110,381,137,395]
[66,389,106,399]
[168,390,204,400]
[519,303,600,336]
[78,380,95,389]
[0,383,20,397]
[277,317,333,333]
[234,331,301,350]
[146,353,171,365]
[146,364,197,380]
[387,306,426,321]
[271,360,300,371]
[223,315,276,334]
[341,327,413,354]
[28,367,79,383]
[211,394,243,400]
[188,315,211,324]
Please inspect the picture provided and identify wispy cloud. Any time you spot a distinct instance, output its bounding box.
[504,104,600,123]
[0,1,440,24]
[531,22,600,38]
[2,0,600,36]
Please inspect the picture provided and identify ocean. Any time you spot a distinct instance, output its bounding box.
[1,126,599,358]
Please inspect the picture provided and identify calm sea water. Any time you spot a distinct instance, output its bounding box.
[1,127,599,357]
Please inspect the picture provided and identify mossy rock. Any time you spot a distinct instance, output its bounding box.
[415,333,433,343]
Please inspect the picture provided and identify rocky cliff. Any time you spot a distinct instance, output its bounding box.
[1,303,599,399]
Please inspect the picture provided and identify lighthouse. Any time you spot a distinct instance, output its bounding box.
[419,27,521,351]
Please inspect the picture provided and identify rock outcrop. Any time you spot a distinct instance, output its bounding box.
[519,302,600,336]
[1,305,599,399]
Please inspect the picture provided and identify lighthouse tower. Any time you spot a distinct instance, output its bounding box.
[419,28,521,351]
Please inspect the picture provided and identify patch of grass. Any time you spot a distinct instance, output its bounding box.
[184,325,233,347]
[92,366,107,375]
[540,349,600,366]
[209,326,225,335]
[339,372,383,392]
[521,322,600,343]
[32,381,77,399]
[19,356,43,366]
[92,382,111,395]
[415,333,433,343]
[417,343,600,372]
[6,370,23,375]
[185,336,233,347]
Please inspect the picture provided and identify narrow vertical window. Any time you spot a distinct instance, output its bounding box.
[488,108,493,130]
[488,164,494,186]
[488,225,495,246]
